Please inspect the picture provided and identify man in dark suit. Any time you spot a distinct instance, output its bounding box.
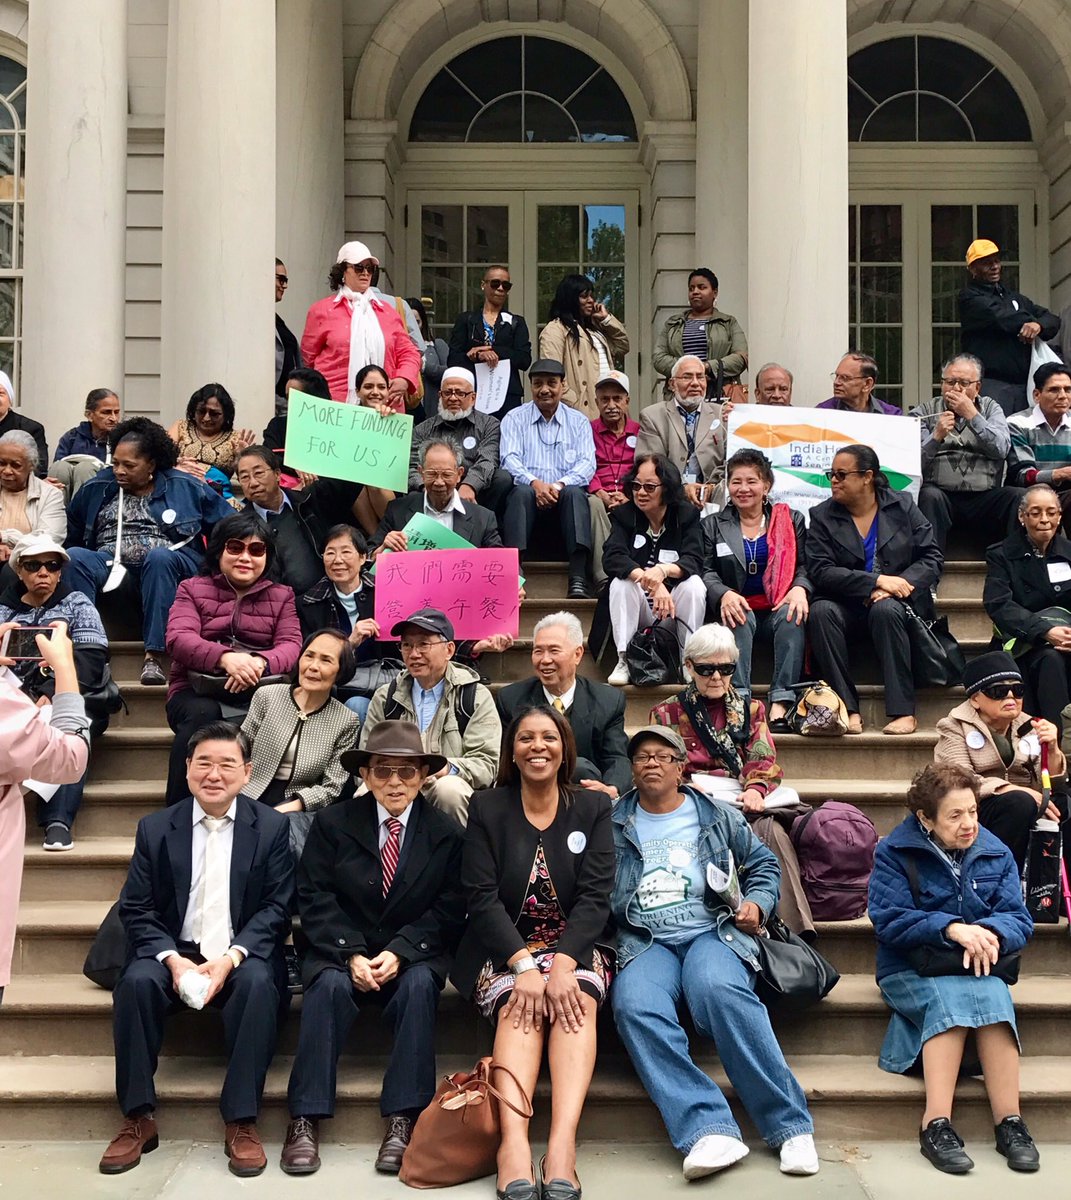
[373,436,502,552]
[496,610,631,797]
[99,723,293,1178]
[280,720,466,1177]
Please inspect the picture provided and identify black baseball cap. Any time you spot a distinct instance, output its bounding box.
[529,358,566,378]
[390,606,456,641]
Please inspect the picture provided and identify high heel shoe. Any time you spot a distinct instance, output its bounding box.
[496,1163,539,1200]
[540,1154,582,1200]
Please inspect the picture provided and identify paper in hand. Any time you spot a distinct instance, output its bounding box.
[706,855,743,912]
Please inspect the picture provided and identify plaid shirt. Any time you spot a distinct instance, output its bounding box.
[1007,404,1071,485]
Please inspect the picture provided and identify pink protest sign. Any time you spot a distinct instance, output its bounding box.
[374,548,521,640]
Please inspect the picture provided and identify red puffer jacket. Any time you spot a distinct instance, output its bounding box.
[165,573,302,700]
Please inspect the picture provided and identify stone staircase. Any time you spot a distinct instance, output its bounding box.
[5,557,1070,1146]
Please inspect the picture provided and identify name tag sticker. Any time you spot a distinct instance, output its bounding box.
[669,847,692,869]
[500,312,513,325]
[626,435,637,448]
[1048,562,1071,583]
[683,472,698,485]
[462,436,477,449]
[716,542,733,557]
[658,549,680,564]
[161,509,176,524]
[567,831,587,854]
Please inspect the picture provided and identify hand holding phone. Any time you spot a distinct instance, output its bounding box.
[0,622,52,663]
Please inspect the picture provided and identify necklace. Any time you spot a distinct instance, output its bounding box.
[742,516,766,576]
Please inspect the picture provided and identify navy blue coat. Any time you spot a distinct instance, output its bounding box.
[868,814,1032,982]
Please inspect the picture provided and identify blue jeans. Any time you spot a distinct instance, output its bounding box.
[730,606,806,705]
[344,695,371,724]
[64,545,202,653]
[612,933,813,1153]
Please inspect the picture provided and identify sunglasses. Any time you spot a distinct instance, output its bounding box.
[629,481,663,494]
[690,662,737,677]
[824,468,867,482]
[350,261,375,273]
[223,539,268,558]
[978,682,1025,700]
[275,274,288,286]
[485,279,512,291]
[369,765,420,782]
[20,558,64,573]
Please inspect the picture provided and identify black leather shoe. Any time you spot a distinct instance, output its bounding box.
[567,577,591,600]
[919,1118,973,1174]
[768,717,794,735]
[496,1172,539,1200]
[995,1115,1040,1172]
[284,945,303,995]
[280,1117,320,1175]
[375,1113,413,1174]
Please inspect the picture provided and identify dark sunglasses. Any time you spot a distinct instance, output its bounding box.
[978,682,1025,700]
[275,274,288,285]
[690,662,737,677]
[484,279,512,291]
[369,765,420,782]
[224,539,268,558]
[629,481,663,494]
[824,468,867,482]
[20,558,64,574]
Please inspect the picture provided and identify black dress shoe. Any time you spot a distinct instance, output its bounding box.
[995,1115,1040,1172]
[284,945,303,994]
[567,577,591,600]
[919,1118,973,1174]
[496,1175,539,1200]
[375,1113,413,1174]
[540,1154,582,1200]
[768,717,794,735]
[280,1117,320,1175]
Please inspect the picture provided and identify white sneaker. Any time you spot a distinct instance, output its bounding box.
[607,654,630,687]
[779,1134,820,1175]
[682,1134,749,1180]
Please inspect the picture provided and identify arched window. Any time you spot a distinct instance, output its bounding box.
[0,54,25,383]
[409,35,636,144]
[848,36,1031,142]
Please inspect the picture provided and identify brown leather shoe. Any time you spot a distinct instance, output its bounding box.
[224,1121,267,1177]
[99,1114,159,1174]
[375,1113,414,1174]
[280,1116,321,1175]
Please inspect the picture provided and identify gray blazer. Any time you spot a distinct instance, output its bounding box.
[635,398,725,496]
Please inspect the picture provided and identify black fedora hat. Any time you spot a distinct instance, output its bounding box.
[340,719,448,775]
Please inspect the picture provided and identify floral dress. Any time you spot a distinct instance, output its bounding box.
[473,841,613,1021]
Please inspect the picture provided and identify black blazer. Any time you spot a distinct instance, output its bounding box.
[372,490,503,551]
[805,489,943,602]
[297,792,466,985]
[451,786,615,1000]
[602,500,705,583]
[448,309,533,413]
[701,503,810,605]
[118,796,293,963]
[276,313,302,396]
[984,527,1071,647]
[495,677,632,796]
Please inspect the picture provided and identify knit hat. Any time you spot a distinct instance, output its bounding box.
[963,651,1022,697]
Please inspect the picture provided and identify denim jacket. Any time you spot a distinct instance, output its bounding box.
[611,785,781,971]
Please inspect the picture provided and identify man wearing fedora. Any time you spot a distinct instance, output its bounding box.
[281,720,466,1177]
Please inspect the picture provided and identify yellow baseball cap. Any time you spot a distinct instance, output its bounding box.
[966,238,1000,266]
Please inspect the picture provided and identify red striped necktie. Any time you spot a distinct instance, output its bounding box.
[381,817,403,896]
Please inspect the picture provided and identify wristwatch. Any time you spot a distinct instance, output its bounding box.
[226,948,244,969]
[510,955,539,976]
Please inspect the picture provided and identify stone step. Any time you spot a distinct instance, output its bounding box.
[2,1053,1067,1144]
[14,899,1070,978]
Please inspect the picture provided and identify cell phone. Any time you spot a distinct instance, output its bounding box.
[0,625,51,661]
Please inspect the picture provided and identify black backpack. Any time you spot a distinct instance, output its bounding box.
[625,621,684,688]
[382,677,479,735]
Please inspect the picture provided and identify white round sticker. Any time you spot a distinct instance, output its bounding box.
[626,435,637,448]
[633,534,646,549]
[668,847,691,869]
[965,729,986,750]
[567,831,587,854]
[161,508,176,524]
[462,436,477,449]
[1020,732,1041,759]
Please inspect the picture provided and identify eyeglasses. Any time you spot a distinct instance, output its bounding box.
[349,261,375,274]
[223,539,268,558]
[831,372,865,384]
[275,274,288,286]
[690,662,737,677]
[439,389,474,400]
[631,751,683,765]
[941,377,979,389]
[20,558,64,573]
[978,682,1025,700]
[369,765,420,782]
[400,638,446,653]
[421,469,459,481]
[824,468,866,482]
[629,481,662,494]
[484,279,512,291]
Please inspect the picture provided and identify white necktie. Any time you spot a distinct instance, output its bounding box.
[195,816,232,960]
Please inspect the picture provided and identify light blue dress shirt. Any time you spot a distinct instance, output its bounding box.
[500,400,596,488]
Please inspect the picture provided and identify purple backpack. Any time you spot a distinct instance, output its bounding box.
[790,802,878,921]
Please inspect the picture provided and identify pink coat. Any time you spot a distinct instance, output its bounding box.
[0,680,89,985]
[165,573,303,699]
[300,293,422,401]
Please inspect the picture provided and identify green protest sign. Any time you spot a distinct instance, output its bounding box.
[284,389,412,491]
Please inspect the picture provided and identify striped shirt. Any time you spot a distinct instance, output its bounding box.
[682,319,709,361]
[1007,404,1071,485]
[500,400,596,488]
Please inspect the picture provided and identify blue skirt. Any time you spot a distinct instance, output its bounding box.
[878,969,1020,1074]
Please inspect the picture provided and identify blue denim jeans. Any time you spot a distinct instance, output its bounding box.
[729,606,806,705]
[344,695,371,724]
[611,932,813,1153]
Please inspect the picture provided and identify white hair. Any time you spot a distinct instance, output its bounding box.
[683,623,739,664]
[671,354,706,379]
[533,611,584,648]
[755,362,794,388]
[0,429,39,470]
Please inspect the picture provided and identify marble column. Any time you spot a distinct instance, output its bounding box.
[748,0,849,406]
[276,0,344,333]
[21,0,127,445]
[159,0,276,432]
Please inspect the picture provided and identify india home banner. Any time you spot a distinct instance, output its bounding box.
[726,406,922,520]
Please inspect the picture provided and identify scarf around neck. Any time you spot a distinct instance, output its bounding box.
[680,681,750,779]
[335,286,386,404]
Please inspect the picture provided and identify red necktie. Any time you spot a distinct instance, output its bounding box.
[381,817,403,896]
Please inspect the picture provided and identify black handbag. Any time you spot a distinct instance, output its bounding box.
[82,899,127,990]
[625,620,685,687]
[339,657,405,700]
[753,914,840,1013]
[904,604,966,688]
[188,670,290,698]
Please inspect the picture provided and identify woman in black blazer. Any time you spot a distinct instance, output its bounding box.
[603,454,708,686]
[453,705,614,1200]
[447,267,533,418]
[806,443,943,735]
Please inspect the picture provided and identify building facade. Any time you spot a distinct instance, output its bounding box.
[5,0,1071,439]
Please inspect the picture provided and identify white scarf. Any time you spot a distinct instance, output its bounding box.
[335,286,386,404]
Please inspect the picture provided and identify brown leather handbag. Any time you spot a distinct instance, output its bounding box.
[399,1057,534,1188]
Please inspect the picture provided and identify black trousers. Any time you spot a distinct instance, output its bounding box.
[477,468,515,519]
[287,963,442,1119]
[984,379,1029,418]
[917,484,1022,554]
[1017,644,1071,731]
[978,789,1041,873]
[502,483,591,557]
[113,951,283,1123]
[165,691,225,806]
[808,596,914,717]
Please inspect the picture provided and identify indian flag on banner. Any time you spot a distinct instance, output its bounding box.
[725,405,922,521]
